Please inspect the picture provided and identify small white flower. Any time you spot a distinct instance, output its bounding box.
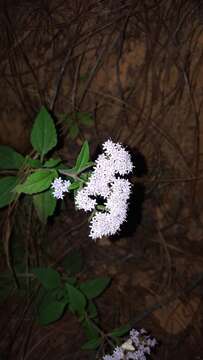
[51,177,71,199]
[146,338,157,347]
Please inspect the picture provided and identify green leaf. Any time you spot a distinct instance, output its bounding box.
[35,287,59,308]
[61,249,83,275]
[68,181,81,191]
[31,106,57,157]
[77,162,94,175]
[82,318,99,340]
[81,337,102,350]
[55,287,67,301]
[69,123,79,139]
[79,169,92,181]
[25,157,41,168]
[15,170,56,194]
[32,267,61,289]
[66,277,77,285]
[77,112,94,127]
[33,188,57,223]
[65,283,86,315]
[87,300,98,319]
[0,176,18,208]
[0,145,25,169]
[81,161,94,169]
[58,167,77,175]
[43,158,62,168]
[109,324,131,337]
[80,277,111,299]
[75,141,90,172]
[38,300,66,325]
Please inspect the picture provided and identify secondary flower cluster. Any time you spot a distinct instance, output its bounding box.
[75,139,133,240]
[103,328,157,360]
[51,177,71,199]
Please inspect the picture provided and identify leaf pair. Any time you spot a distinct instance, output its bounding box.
[81,324,132,350]
[33,266,111,327]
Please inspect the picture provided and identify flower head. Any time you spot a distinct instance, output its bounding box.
[51,177,71,199]
[102,328,157,360]
[74,139,133,240]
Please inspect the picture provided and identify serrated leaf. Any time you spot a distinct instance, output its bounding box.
[69,123,79,139]
[32,267,61,289]
[38,300,66,325]
[65,283,86,315]
[15,170,56,194]
[81,337,102,350]
[109,324,131,337]
[0,176,18,208]
[75,141,90,172]
[31,106,57,156]
[43,158,62,168]
[80,277,111,299]
[77,112,94,127]
[0,145,25,169]
[33,188,56,223]
[61,250,83,275]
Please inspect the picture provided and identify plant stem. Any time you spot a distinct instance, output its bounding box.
[58,169,85,182]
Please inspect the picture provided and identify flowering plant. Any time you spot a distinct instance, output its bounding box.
[52,139,133,239]
[0,106,133,239]
[103,328,157,360]
[0,106,158,358]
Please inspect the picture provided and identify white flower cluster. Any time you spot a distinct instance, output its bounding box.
[51,177,71,199]
[75,139,133,240]
[103,328,157,360]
